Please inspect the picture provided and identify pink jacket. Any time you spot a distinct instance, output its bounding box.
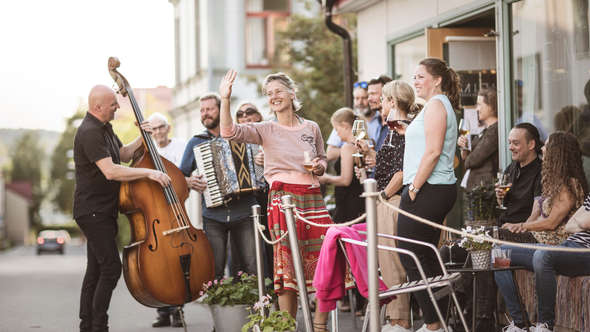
[313,223,393,312]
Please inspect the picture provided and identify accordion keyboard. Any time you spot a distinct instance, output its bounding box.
[194,144,223,207]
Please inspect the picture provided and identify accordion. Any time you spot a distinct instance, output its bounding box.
[193,138,264,208]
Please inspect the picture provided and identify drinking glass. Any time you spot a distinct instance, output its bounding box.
[445,231,458,265]
[458,119,471,151]
[385,109,408,146]
[351,119,368,141]
[496,172,512,210]
[303,151,319,189]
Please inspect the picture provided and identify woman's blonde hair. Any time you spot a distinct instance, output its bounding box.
[262,72,302,112]
[330,107,356,126]
[382,80,421,114]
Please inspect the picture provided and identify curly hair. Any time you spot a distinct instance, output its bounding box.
[541,131,588,201]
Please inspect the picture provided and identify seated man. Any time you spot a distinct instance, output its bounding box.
[496,123,543,227]
[495,194,590,332]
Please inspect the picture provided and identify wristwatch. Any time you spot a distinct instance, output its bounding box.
[408,183,420,194]
[380,190,390,200]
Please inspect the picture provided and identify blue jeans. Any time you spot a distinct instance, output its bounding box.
[203,217,257,280]
[494,241,590,327]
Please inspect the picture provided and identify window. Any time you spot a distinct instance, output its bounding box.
[245,0,290,67]
[392,35,426,83]
[511,0,590,182]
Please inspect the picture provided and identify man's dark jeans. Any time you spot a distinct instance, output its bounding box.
[203,217,257,279]
[76,213,122,332]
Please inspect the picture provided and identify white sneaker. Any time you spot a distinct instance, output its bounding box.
[502,321,528,332]
[530,323,552,332]
[381,323,413,332]
[415,324,444,332]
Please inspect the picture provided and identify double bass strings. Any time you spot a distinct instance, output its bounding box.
[127,89,190,230]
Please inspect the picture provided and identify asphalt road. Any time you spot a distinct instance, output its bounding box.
[0,243,362,332]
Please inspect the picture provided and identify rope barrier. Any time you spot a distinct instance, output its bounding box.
[377,194,590,253]
[253,218,289,245]
[295,211,366,228]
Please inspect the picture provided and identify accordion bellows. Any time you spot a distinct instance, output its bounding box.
[193,138,263,208]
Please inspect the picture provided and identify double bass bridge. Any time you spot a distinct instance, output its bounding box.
[162,225,190,236]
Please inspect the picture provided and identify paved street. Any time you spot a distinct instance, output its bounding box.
[0,243,361,332]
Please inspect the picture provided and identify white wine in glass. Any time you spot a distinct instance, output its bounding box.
[303,151,319,189]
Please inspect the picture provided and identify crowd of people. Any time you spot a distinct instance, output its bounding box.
[72,56,590,332]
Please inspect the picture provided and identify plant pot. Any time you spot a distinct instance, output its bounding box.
[248,324,295,332]
[209,304,249,331]
[470,249,491,269]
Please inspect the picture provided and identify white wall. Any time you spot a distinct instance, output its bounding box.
[356,0,474,78]
[5,191,30,245]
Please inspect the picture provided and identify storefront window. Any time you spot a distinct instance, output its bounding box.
[511,0,590,183]
[393,35,426,84]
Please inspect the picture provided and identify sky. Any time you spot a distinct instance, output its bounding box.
[0,0,174,132]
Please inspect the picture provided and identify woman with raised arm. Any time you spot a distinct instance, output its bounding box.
[218,70,332,331]
[396,58,460,332]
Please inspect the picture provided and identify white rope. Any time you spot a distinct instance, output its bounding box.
[377,194,590,253]
[254,219,289,245]
[295,211,366,228]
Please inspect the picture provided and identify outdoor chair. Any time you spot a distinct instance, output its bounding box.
[338,231,470,332]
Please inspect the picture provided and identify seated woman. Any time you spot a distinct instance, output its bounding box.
[495,131,588,332]
[319,107,365,223]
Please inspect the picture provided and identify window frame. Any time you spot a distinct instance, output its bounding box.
[244,0,291,69]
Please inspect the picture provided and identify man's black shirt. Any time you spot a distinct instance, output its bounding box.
[499,157,542,224]
[73,113,123,219]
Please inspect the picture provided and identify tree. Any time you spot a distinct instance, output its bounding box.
[49,109,85,214]
[9,132,45,228]
[272,12,357,140]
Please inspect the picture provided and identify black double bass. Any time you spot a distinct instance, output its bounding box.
[108,57,214,307]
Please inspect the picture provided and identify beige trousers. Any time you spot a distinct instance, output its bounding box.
[376,195,410,320]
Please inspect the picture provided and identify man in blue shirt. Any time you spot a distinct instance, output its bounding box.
[179,93,257,281]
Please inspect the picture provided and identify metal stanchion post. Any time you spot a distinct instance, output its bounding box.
[363,179,380,332]
[331,309,339,332]
[281,195,313,332]
[251,205,266,310]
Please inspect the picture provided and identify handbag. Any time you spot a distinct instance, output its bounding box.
[564,204,590,233]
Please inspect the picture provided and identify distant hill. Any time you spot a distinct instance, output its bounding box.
[0,128,61,170]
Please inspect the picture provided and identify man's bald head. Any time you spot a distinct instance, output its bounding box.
[88,85,119,123]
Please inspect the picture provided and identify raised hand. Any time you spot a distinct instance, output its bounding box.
[219,69,237,99]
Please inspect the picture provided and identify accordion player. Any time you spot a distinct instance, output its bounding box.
[193,138,264,208]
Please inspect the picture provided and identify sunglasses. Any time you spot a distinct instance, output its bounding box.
[236,107,258,118]
[353,81,368,89]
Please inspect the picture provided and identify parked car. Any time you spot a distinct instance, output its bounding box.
[36,230,67,255]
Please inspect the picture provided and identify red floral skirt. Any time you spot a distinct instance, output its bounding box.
[267,181,333,294]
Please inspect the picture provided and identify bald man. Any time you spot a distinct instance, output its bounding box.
[73,85,170,332]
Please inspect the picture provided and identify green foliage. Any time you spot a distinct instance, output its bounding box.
[242,295,296,332]
[8,132,45,228]
[464,182,498,222]
[49,110,85,214]
[200,273,271,306]
[272,13,357,141]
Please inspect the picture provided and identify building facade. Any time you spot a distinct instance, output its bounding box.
[338,0,590,179]
[167,0,320,225]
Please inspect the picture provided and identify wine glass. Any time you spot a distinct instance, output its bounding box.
[385,109,408,146]
[458,119,471,151]
[496,172,512,210]
[303,151,319,189]
[351,119,368,141]
[444,231,458,265]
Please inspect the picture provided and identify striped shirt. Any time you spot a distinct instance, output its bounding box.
[566,194,590,248]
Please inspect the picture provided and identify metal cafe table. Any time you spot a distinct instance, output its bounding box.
[447,265,528,332]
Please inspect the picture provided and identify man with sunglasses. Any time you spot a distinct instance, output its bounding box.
[326,81,372,161]
[147,113,186,167]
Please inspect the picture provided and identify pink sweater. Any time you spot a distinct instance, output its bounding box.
[221,120,327,186]
[313,224,393,312]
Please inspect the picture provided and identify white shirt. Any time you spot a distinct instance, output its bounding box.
[157,137,186,167]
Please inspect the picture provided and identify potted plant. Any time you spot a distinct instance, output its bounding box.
[463,182,498,227]
[200,272,266,331]
[458,226,494,269]
[242,294,296,332]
